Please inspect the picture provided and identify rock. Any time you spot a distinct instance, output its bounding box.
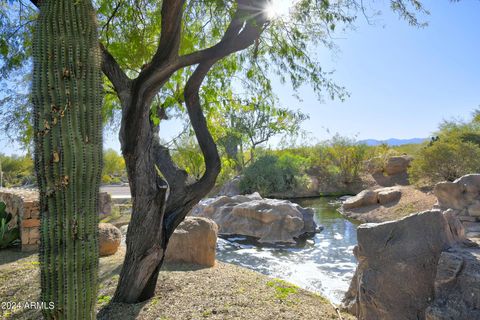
[217,176,241,197]
[98,192,112,216]
[425,247,480,320]
[165,217,218,267]
[384,155,412,176]
[98,223,122,257]
[338,195,352,202]
[468,201,480,217]
[191,193,318,244]
[376,187,402,205]
[342,190,378,210]
[342,210,465,320]
[435,181,467,210]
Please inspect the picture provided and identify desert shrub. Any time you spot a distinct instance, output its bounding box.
[239,154,307,196]
[409,112,480,185]
[0,202,20,249]
[102,149,127,184]
[409,139,480,185]
[0,154,35,187]
[325,135,369,184]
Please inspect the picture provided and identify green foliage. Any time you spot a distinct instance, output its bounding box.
[324,135,368,184]
[0,154,35,187]
[171,135,206,180]
[102,149,126,184]
[0,202,20,249]
[239,153,308,196]
[409,139,480,185]
[266,279,299,301]
[32,0,103,318]
[409,112,480,185]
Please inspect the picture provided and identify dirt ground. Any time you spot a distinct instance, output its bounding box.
[341,185,437,223]
[0,246,354,320]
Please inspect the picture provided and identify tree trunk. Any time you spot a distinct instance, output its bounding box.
[113,62,222,304]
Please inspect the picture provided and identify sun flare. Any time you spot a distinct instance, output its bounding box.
[265,0,297,20]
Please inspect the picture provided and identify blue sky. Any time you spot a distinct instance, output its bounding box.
[1,0,479,155]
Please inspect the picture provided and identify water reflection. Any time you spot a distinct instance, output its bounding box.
[215,197,359,304]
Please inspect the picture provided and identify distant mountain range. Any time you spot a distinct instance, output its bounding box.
[359,138,428,146]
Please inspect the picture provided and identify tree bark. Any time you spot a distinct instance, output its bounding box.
[109,0,269,304]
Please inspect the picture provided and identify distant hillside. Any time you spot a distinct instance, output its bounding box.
[359,138,427,146]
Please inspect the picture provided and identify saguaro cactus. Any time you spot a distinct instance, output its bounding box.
[32,0,103,319]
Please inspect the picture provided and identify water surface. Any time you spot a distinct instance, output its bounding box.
[215,197,359,304]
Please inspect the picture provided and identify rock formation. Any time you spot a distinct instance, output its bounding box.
[216,176,241,197]
[190,193,319,244]
[344,173,480,319]
[343,210,466,320]
[341,186,402,210]
[165,217,218,267]
[434,174,480,242]
[425,247,480,320]
[99,223,122,256]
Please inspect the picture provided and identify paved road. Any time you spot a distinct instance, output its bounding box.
[100,185,131,199]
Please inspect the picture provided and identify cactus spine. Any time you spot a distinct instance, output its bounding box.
[32,0,103,319]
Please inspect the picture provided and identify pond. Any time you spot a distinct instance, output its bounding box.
[215,197,359,305]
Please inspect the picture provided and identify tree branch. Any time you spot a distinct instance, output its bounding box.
[163,59,222,238]
[137,0,269,105]
[151,0,185,65]
[100,43,132,104]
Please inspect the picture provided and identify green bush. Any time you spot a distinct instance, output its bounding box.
[0,154,35,187]
[325,135,368,184]
[409,139,480,185]
[239,154,307,196]
[0,202,20,249]
[409,112,480,185]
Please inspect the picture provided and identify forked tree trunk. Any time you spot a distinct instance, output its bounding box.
[106,0,268,304]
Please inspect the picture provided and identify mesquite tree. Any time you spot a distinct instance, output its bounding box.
[32,0,102,318]
[9,0,430,305]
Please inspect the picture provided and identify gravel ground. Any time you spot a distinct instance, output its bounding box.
[0,247,354,320]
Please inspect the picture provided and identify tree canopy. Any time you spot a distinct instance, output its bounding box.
[0,0,429,150]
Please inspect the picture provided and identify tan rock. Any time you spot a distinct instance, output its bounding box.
[99,223,122,257]
[165,217,218,267]
[376,187,402,205]
[342,190,378,210]
[384,155,412,176]
[425,247,480,320]
[343,210,465,320]
[191,193,317,244]
[468,201,480,217]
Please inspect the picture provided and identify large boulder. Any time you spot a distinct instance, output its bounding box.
[98,223,122,256]
[341,187,402,211]
[190,193,318,244]
[343,210,465,320]
[434,174,480,241]
[217,176,241,197]
[165,217,218,267]
[342,190,378,210]
[384,155,412,176]
[425,246,480,320]
[377,187,402,205]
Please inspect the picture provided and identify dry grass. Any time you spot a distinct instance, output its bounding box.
[343,186,437,223]
[0,247,354,320]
